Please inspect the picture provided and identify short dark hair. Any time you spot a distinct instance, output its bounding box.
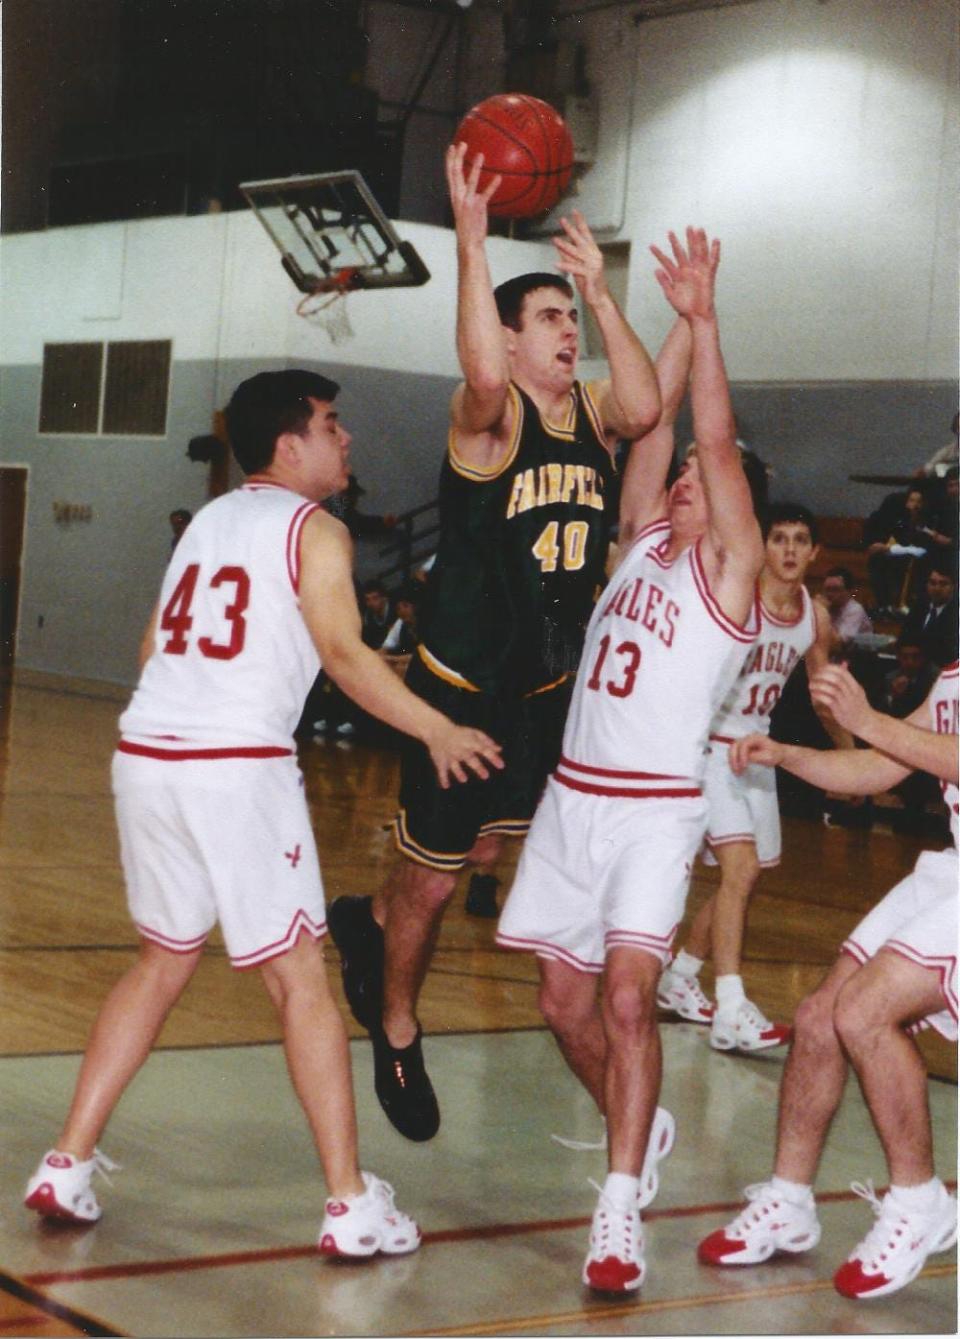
[224,369,340,474]
[824,566,855,589]
[926,561,956,585]
[169,508,192,524]
[762,501,818,544]
[360,578,388,597]
[493,273,574,332]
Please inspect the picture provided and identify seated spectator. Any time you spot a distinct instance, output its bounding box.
[818,567,874,656]
[863,486,931,615]
[360,578,395,649]
[923,466,959,574]
[379,584,420,686]
[877,636,937,719]
[899,563,959,668]
[915,411,959,478]
[326,474,396,540]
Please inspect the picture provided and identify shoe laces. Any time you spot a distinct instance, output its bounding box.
[677,974,711,1008]
[849,1180,911,1267]
[90,1148,120,1185]
[588,1180,639,1259]
[728,1181,785,1234]
[737,999,772,1032]
[552,1120,607,1152]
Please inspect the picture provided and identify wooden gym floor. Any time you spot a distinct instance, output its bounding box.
[0,669,955,1337]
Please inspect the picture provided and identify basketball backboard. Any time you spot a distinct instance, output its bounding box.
[239,170,430,295]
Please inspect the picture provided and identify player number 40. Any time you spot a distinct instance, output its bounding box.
[160,562,250,659]
[531,519,588,573]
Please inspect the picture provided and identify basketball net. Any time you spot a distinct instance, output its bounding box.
[295,269,357,345]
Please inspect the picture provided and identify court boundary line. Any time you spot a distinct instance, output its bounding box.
[0,1266,126,1337]
[22,1182,957,1288]
[404,1263,959,1338]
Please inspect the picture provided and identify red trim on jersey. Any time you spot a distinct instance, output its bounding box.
[690,540,760,644]
[626,518,671,556]
[555,771,701,799]
[939,661,959,678]
[286,501,322,594]
[118,740,292,761]
[558,755,688,781]
[759,585,810,630]
[708,733,736,745]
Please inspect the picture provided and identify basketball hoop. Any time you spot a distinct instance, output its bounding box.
[295,267,358,345]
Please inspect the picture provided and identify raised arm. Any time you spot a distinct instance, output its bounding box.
[299,511,502,788]
[617,317,691,548]
[552,210,660,439]
[445,143,511,467]
[652,229,763,579]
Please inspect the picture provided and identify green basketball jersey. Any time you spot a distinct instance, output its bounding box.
[419,379,616,697]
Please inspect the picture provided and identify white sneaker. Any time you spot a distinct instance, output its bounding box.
[24,1148,120,1224]
[834,1180,958,1300]
[657,968,714,1023]
[710,998,791,1052]
[551,1106,675,1210]
[318,1172,421,1259]
[582,1180,645,1293]
[698,1180,821,1265]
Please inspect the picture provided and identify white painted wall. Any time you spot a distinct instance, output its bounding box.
[550,0,959,381]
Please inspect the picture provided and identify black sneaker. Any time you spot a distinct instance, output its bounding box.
[465,873,500,918]
[372,1024,440,1142]
[326,896,384,1031]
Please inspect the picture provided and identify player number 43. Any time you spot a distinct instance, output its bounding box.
[532,519,588,573]
[160,563,250,659]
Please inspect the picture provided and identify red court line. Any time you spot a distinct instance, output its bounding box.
[26,1181,955,1288]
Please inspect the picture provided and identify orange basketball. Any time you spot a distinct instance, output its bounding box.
[452,94,574,220]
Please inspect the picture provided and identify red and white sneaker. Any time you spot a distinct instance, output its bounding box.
[710,999,791,1052]
[833,1180,958,1300]
[582,1181,645,1293]
[657,968,714,1023]
[318,1172,421,1259]
[698,1180,820,1265]
[24,1148,119,1224]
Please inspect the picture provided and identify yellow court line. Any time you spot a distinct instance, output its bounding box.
[406,1262,957,1337]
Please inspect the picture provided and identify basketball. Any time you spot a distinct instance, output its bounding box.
[452,94,574,220]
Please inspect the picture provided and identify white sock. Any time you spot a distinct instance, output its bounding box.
[672,950,703,979]
[603,1171,641,1208]
[889,1178,943,1212]
[715,974,746,1018]
[771,1174,814,1205]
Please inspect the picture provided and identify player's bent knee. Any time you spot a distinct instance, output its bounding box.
[402,861,458,909]
[793,987,842,1050]
[602,975,659,1037]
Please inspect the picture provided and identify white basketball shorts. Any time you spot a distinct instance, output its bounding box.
[112,751,326,968]
[842,847,957,1041]
[497,776,707,973]
[701,739,781,868]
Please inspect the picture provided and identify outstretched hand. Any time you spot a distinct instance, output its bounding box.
[445,141,501,249]
[426,720,504,789]
[650,227,720,321]
[729,733,783,775]
[809,664,874,736]
[552,210,608,307]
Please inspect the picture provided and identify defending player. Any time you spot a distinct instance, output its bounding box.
[325,140,662,1141]
[497,228,765,1293]
[699,661,957,1302]
[659,503,851,1050]
[23,370,501,1256]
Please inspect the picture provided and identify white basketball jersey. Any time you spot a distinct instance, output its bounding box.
[710,586,816,741]
[120,480,322,755]
[557,519,760,794]
[929,662,959,846]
